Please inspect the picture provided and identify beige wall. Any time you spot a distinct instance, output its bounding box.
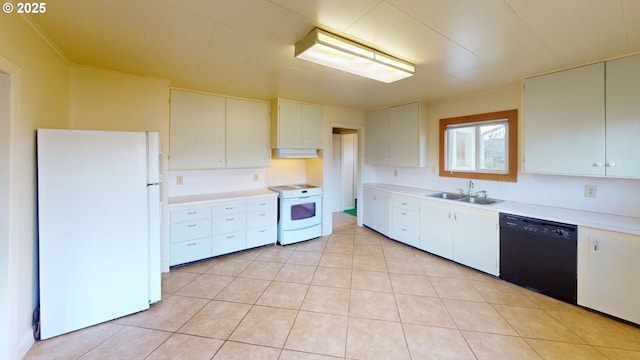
[0,15,70,360]
[70,66,170,154]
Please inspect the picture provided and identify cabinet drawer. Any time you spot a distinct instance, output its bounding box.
[392,198,419,212]
[247,199,275,212]
[247,226,276,248]
[170,219,211,243]
[212,214,246,235]
[170,237,211,266]
[247,209,276,227]
[171,208,211,223]
[211,203,246,217]
[212,230,246,256]
[392,207,419,227]
[392,223,419,247]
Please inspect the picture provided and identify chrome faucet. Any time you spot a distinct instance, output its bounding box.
[476,190,488,198]
[458,180,474,196]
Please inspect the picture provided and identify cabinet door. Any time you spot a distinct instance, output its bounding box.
[374,192,391,237]
[605,55,640,178]
[418,201,454,260]
[302,104,323,149]
[453,208,499,276]
[365,109,390,166]
[389,103,420,167]
[362,190,376,228]
[524,63,605,176]
[581,227,640,324]
[226,98,271,168]
[169,90,226,169]
[276,100,303,148]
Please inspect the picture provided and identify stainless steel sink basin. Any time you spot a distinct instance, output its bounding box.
[457,197,501,205]
[427,192,466,200]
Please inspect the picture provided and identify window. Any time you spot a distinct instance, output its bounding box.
[439,109,518,182]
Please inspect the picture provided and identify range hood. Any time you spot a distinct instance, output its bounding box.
[273,148,318,159]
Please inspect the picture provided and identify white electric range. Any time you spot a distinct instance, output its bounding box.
[269,184,322,245]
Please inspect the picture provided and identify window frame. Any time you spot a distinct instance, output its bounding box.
[439,109,518,182]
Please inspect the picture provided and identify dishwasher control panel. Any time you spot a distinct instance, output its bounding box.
[499,213,576,239]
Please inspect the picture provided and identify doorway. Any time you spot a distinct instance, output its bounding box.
[331,128,358,215]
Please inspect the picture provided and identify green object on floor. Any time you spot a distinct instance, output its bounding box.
[343,198,357,216]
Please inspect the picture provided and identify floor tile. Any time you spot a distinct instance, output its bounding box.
[443,299,518,335]
[161,270,199,294]
[238,261,283,280]
[301,285,350,315]
[287,250,322,266]
[274,263,317,284]
[318,253,353,269]
[229,305,297,347]
[311,267,352,288]
[324,241,354,255]
[178,300,251,339]
[349,289,399,321]
[255,247,294,263]
[146,333,223,360]
[385,256,424,275]
[430,277,487,301]
[471,279,540,307]
[256,281,309,309]
[214,277,271,304]
[346,317,410,359]
[352,255,387,272]
[173,259,217,274]
[395,294,456,328]
[285,311,348,358]
[403,323,475,360]
[176,273,234,299]
[24,323,125,359]
[351,269,392,292]
[79,326,171,359]
[279,350,343,360]
[493,304,585,343]
[206,258,252,277]
[462,331,542,360]
[212,341,281,360]
[595,346,640,359]
[123,295,208,332]
[353,244,384,257]
[389,272,438,297]
[526,338,607,360]
[294,239,328,252]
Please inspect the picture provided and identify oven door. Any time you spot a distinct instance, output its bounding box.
[280,195,322,230]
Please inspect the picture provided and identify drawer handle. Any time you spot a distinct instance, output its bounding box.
[187,242,197,246]
[187,211,197,215]
[187,224,197,227]
[402,228,407,231]
[402,202,407,205]
[258,229,266,233]
[259,202,266,206]
[401,212,407,215]
[226,218,234,221]
[226,235,234,239]
[259,213,266,216]
[225,207,234,210]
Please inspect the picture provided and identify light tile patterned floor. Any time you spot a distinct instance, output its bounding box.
[26,213,640,359]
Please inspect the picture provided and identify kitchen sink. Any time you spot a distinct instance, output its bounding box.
[457,197,502,205]
[427,192,466,200]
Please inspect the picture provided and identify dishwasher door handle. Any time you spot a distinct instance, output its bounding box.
[594,239,600,251]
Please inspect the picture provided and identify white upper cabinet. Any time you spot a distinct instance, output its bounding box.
[605,55,640,178]
[170,90,226,169]
[271,99,323,149]
[365,102,425,167]
[226,98,271,168]
[524,63,605,176]
[524,54,640,178]
[169,89,271,170]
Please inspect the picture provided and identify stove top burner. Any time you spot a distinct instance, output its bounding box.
[269,184,322,198]
[270,184,318,191]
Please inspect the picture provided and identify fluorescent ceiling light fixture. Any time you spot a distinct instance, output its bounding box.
[295,28,415,83]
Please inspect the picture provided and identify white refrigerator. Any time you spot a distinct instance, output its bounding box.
[37,129,162,340]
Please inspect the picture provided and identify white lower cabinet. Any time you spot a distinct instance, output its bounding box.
[362,189,391,237]
[169,195,276,266]
[391,197,419,247]
[419,199,499,276]
[578,227,640,324]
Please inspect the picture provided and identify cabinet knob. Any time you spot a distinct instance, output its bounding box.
[593,162,604,167]
[594,239,600,251]
[606,162,616,167]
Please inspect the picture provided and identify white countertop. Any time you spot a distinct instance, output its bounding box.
[168,188,277,207]
[364,183,640,235]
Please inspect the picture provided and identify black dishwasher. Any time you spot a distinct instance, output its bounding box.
[499,213,577,304]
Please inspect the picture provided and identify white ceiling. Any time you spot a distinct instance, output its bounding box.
[31,0,640,110]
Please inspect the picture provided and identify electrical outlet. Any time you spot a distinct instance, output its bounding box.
[176,175,183,185]
[584,185,597,198]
